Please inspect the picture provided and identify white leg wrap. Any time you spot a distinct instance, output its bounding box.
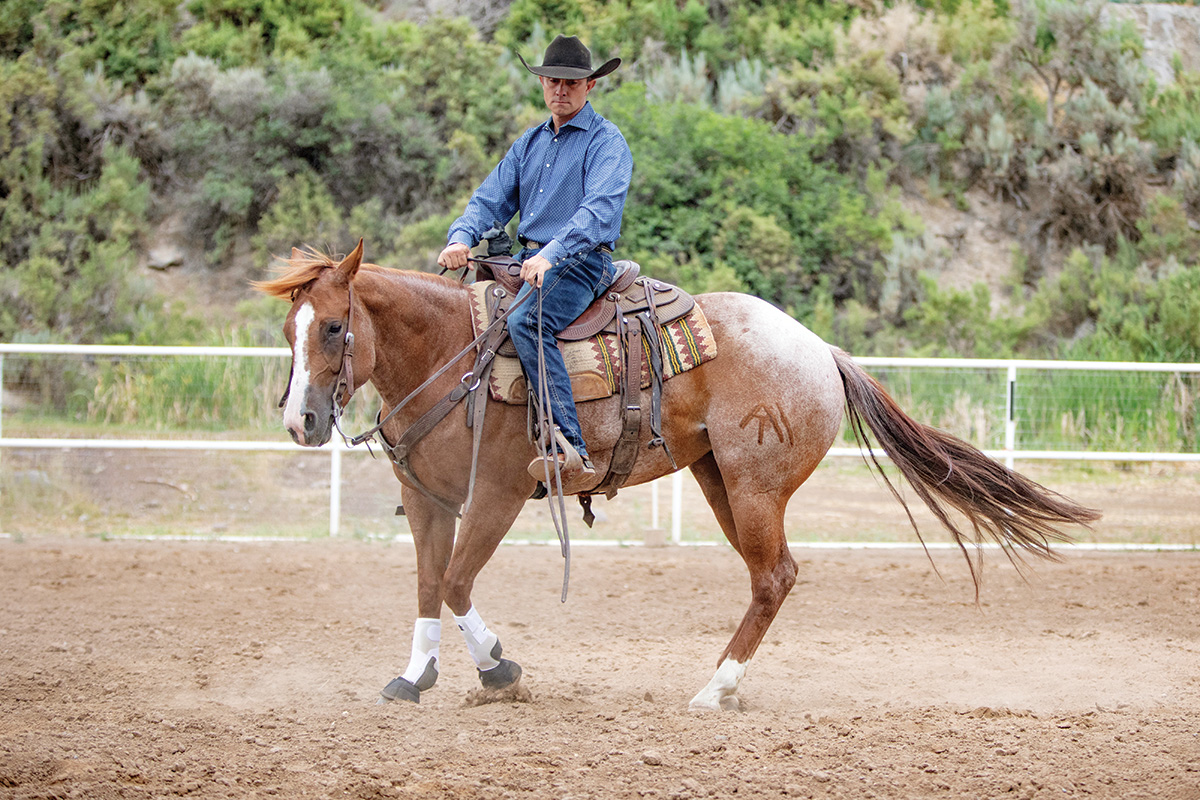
[454,605,501,671]
[400,618,441,685]
[689,658,746,710]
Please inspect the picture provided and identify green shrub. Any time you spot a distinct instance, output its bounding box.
[1141,66,1200,160]
[599,83,901,311]
[179,0,367,67]
[1171,138,1200,217]
[1136,193,1200,266]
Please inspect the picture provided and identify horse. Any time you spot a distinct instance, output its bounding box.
[253,240,1100,710]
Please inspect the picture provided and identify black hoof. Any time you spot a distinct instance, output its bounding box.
[380,659,437,703]
[380,676,421,703]
[479,658,522,690]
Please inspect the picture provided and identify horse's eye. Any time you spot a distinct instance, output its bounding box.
[328,322,343,336]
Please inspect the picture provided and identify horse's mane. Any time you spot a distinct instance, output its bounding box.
[251,245,461,299]
[252,247,342,299]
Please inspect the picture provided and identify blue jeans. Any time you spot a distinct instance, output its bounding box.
[509,247,615,459]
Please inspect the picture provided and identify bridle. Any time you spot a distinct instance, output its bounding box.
[330,283,357,424]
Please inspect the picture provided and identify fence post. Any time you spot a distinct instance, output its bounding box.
[671,471,683,544]
[1005,365,1017,469]
[650,477,660,530]
[329,447,343,537]
[1,353,4,476]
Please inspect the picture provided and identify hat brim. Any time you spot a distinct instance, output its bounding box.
[518,54,621,81]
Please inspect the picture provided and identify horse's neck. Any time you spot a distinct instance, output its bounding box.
[357,269,473,403]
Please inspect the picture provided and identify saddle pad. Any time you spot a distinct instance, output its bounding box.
[468,281,718,405]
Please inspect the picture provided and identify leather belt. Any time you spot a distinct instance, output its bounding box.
[519,237,612,255]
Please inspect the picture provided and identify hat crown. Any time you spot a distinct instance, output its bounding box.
[518,34,621,80]
[541,35,592,71]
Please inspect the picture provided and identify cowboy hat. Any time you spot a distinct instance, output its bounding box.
[517,35,620,80]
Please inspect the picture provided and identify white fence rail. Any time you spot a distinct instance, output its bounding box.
[3,343,1200,538]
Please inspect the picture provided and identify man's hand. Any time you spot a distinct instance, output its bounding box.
[520,254,553,288]
[437,242,471,271]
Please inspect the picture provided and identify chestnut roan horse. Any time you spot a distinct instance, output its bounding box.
[255,241,1099,711]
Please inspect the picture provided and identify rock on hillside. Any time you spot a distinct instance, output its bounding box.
[1107,2,1200,84]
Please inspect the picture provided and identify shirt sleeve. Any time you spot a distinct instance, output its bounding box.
[541,126,633,266]
[446,136,525,248]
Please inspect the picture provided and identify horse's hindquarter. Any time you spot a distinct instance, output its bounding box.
[664,292,844,489]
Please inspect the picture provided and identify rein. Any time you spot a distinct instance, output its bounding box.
[338,265,533,449]
[318,261,535,519]
[530,288,576,602]
[316,259,573,599]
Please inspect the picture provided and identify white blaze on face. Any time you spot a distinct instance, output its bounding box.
[282,302,314,442]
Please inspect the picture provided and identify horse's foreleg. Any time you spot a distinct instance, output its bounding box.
[380,490,456,704]
[452,604,523,689]
[440,484,529,693]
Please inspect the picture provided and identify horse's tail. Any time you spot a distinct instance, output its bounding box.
[830,347,1100,585]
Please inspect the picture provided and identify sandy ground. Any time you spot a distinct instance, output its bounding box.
[2,535,1199,800]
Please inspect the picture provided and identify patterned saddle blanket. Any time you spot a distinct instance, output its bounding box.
[467,278,717,405]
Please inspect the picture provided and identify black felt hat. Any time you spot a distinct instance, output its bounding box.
[517,35,620,80]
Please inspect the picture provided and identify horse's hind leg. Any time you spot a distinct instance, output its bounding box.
[688,452,798,711]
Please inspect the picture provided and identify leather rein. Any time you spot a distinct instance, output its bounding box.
[315,259,534,517]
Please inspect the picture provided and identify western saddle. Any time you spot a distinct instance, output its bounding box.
[472,255,696,500]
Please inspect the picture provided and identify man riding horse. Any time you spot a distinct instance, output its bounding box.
[437,34,633,496]
[257,35,1100,711]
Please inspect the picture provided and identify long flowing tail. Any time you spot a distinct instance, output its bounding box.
[830,347,1101,583]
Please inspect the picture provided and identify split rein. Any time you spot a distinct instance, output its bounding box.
[322,257,574,600]
[332,258,533,450]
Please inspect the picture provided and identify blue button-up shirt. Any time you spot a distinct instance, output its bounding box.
[448,102,633,267]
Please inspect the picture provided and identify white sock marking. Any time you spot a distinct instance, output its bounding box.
[689,658,746,710]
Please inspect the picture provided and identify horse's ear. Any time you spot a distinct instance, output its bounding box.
[291,247,303,261]
[338,239,364,279]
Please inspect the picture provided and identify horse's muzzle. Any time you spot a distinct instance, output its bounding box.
[285,399,333,447]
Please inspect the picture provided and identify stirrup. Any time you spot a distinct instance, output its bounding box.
[528,430,584,482]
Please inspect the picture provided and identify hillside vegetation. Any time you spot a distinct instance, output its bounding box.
[3,0,1200,364]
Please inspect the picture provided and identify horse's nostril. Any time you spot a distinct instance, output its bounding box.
[302,410,317,434]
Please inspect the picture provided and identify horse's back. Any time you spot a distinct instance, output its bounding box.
[695,291,840,392]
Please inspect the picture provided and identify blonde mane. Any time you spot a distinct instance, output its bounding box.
[252,245,462,300]
[251,246,344,299]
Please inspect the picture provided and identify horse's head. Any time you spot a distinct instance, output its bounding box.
[254,240,374,447]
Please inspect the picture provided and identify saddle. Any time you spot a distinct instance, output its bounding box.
[475,256,695,340]
[471,255,698,499]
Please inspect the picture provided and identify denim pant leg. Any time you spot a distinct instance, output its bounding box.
[509,249,615,458]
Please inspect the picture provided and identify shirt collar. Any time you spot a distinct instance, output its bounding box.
[542,101,596,133]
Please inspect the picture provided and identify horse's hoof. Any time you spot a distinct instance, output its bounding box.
[380,676,421,703]
[688,693,741,712]
[479,658,522,690]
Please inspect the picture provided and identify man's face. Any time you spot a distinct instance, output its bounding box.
[540,76,596,123]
